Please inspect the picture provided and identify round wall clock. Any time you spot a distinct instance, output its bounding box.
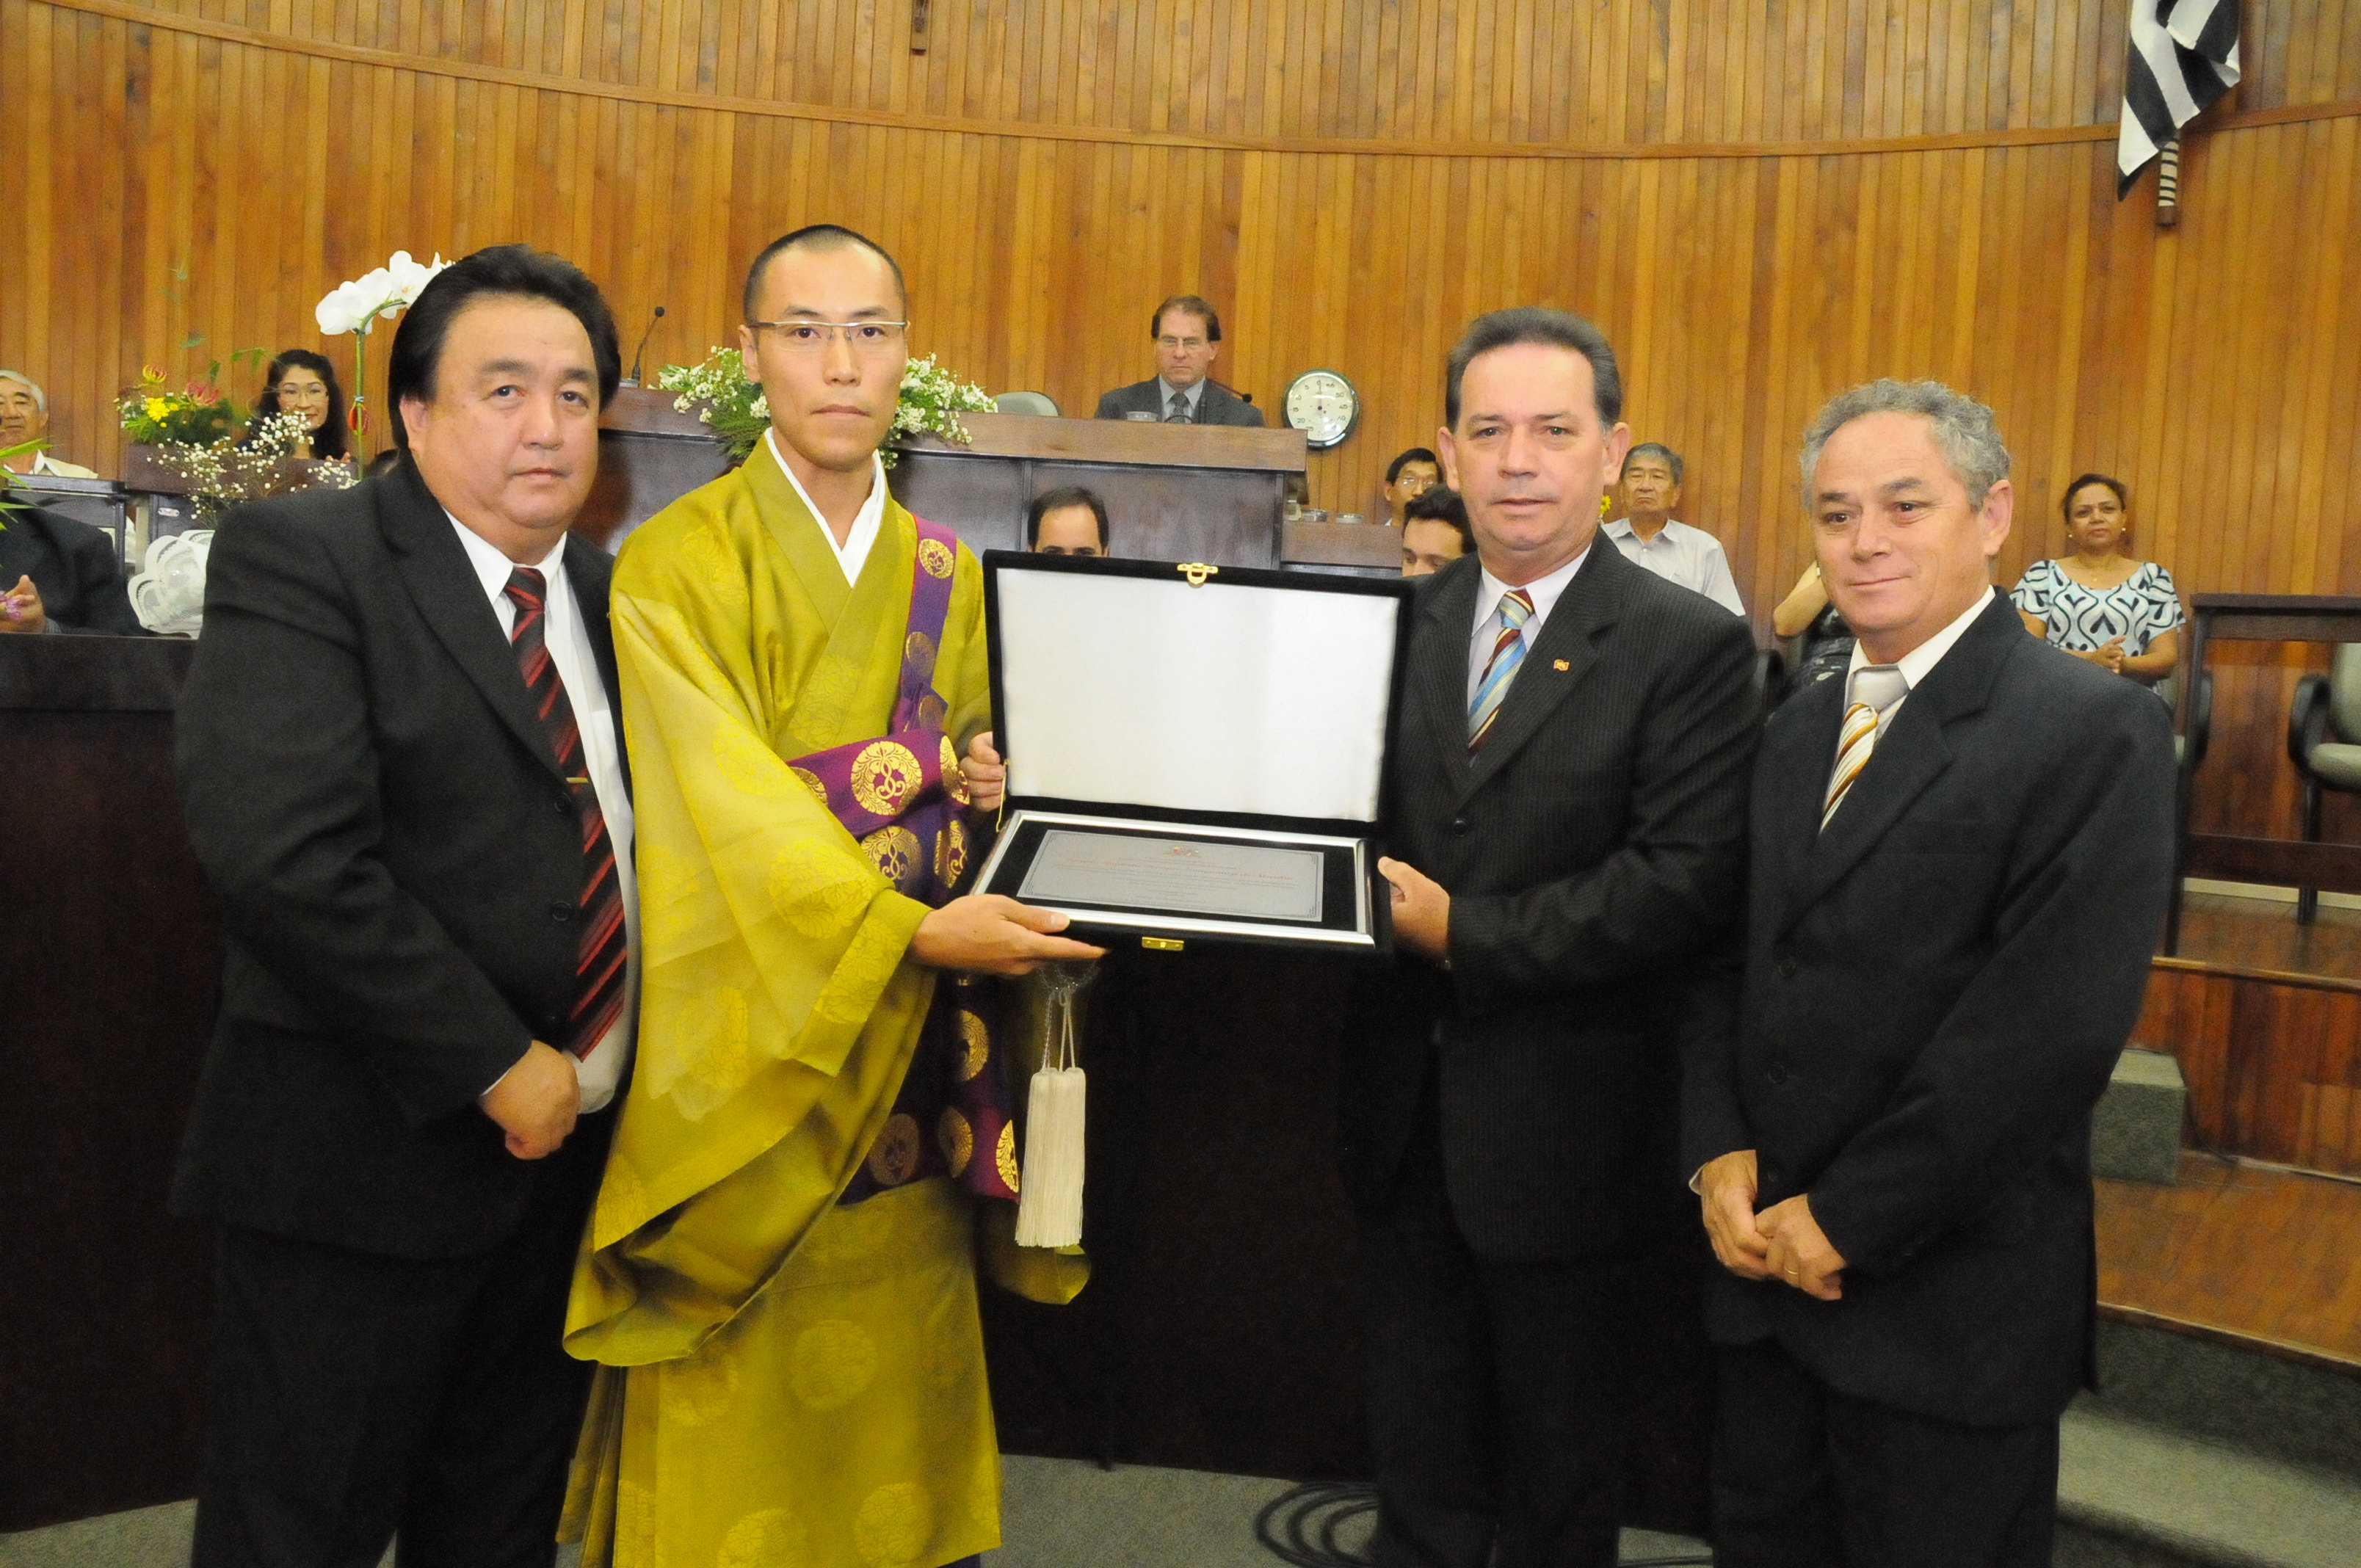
[1283,369,1360,449]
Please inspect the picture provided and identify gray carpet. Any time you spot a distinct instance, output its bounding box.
[0,1460,1711,1567]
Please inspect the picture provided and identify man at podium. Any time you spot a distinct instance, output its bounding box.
[1094,294,1266,426]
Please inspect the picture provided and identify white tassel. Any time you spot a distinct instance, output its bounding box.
[1014,967,1089,1248]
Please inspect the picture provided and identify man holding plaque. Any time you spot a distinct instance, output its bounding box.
[1346,307,1760,1567]
[559,223,1098,1568]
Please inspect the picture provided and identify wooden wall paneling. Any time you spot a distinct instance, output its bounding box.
[12,0,2361,843]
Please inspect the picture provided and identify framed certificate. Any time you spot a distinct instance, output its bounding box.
[976,552,1414,955]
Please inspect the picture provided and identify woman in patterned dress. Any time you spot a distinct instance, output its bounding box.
[2010,473,2183,688]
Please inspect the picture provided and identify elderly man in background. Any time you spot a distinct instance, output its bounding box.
[1684,380,2175,1567]
[1603,442,1744,615]
[0,371,100,477]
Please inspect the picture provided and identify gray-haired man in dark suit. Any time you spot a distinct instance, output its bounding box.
[1341,308,1761,1567]
[1685,380,2174,1567]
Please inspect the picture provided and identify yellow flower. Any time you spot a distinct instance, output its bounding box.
[145,397,170,421]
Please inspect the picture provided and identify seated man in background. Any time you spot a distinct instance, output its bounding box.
[1094,294,1265,426]
[1399,484,1470,578]
[0,502,142,634]
[1027,484,1110,556]
[0,371,101,477]
[1383,446,1441,526]
[1604,442,1745,615]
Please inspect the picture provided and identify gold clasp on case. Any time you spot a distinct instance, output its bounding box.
[1142,936,1186,951]
[1178,562,1219,588]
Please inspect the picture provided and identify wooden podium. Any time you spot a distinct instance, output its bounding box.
[584,390,1398,573]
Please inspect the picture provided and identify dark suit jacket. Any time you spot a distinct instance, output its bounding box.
[1341,542,1760,1260]
[0,504,142,634]
[1682,592,2175,1426]
[172,462,621,1260]
[1093,377,1266,427]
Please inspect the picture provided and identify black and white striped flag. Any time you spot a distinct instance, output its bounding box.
[2119,0,2241,195]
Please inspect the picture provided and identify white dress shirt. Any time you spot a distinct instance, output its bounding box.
[448,516,639,1112]
[1603,518,1747,616]
[1467,546,1590,708]
[1158,377,1208,421]
[1838,586,1995,749]
[23,451,99,479]
[767,429,888,586]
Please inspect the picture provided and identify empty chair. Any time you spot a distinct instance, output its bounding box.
[2287,643,2361,923]
[995,391,1060,416]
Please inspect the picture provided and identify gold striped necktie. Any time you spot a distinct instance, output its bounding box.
[1821,664,1908,830]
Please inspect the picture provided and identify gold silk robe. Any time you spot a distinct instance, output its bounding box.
[561,439,1014,1568]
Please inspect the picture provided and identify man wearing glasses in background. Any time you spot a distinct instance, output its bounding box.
[556,222,1100,1568]
[1094,293,1267,426]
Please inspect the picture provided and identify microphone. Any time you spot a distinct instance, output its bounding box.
[625,305,667,386]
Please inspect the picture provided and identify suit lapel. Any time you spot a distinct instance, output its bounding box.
[379,464,568,785]
[1408,556,1482,780]
[1459,543,1625,801]
[1786,593,2022,919]
[1762,674,1843,929]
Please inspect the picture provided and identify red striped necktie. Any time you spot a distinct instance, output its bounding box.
[504,567,628,1061]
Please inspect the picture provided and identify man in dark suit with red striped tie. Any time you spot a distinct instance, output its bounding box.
[173,246,635,1568]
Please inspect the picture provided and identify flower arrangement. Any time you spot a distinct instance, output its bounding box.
[656,349,770,460]
[891,354,998,463]
[659,347,997,468]
[315,250,449,457]
[137,410,356,525]
[117,366,239,446]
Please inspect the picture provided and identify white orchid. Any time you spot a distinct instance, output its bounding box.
[385,250,447,305]
[313,250,449,336]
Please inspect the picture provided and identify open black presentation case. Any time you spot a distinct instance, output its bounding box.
[976,551,1417,956]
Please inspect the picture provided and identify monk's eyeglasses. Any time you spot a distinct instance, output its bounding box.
[746,320,910,354]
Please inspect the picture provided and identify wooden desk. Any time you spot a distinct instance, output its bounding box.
[2168,594,2361,953]
[0,636,217,1531]
[581,395,1330,570]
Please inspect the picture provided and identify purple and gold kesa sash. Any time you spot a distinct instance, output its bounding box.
[790,518,1018,1209]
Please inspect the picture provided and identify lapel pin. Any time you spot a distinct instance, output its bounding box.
[1552,658,1570,671]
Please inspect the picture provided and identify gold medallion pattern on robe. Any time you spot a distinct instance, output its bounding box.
[916,537,956,580]
[935,817,969,886]
[790,765,830,805]
[855,1481,936,1567]
[866,1112,924,1187]
[995,1121,1020,1192]
[916,692,949,730]
[863,825,922,882]
[938,734,970,805]
[790,1318,882,1411]
[904,631,937,679]
[937,1108,973,1176]
[766,841,874,937]
[954,1008,990,1081]
[719,1509,810,1568]
[850,739,922,816]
